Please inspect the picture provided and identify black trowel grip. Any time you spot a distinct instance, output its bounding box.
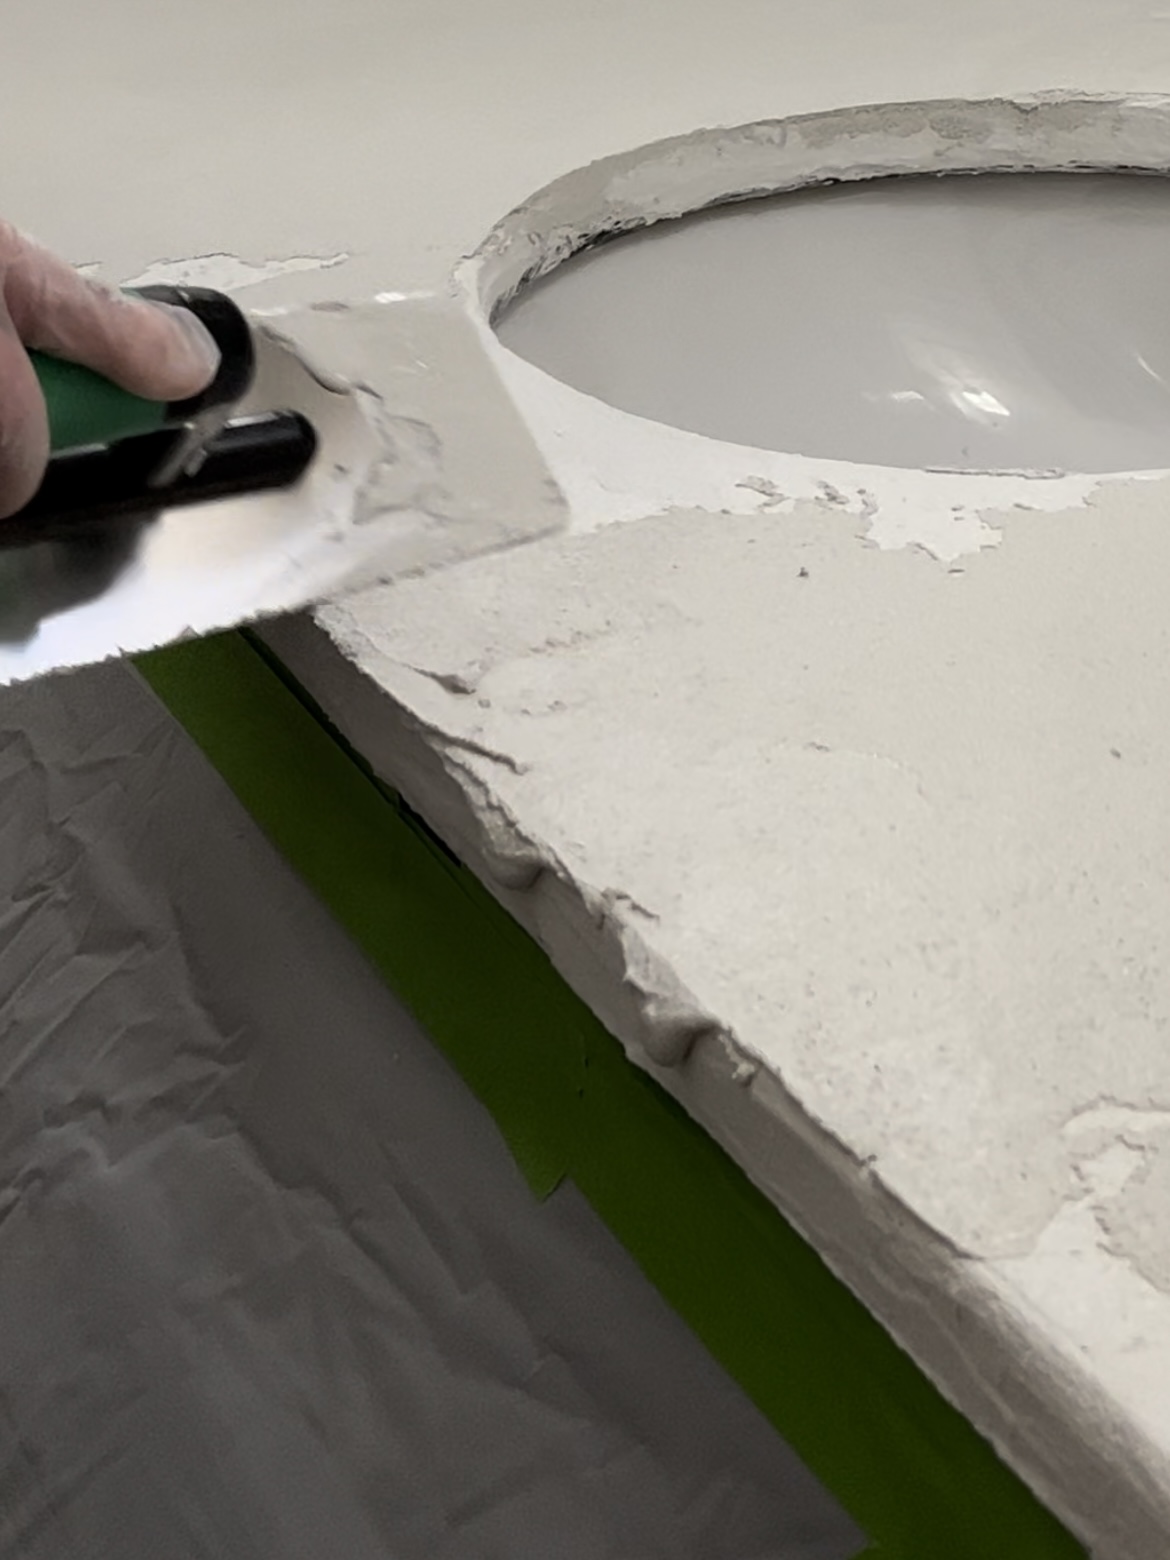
[4,411,318,540]
[131,284,256,419]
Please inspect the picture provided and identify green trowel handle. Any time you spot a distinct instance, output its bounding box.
[31,351,168,455]
[30,286,256,457]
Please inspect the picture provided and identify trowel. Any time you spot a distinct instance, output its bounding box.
[0,283,565,684]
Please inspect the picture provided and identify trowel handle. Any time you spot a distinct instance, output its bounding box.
[32,351,167,454]
[31,286,256,456]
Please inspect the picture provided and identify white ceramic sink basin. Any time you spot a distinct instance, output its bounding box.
[496,171,1170,474]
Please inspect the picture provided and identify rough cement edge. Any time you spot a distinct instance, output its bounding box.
[258,612,1169,1560]
[456,92,1170,321]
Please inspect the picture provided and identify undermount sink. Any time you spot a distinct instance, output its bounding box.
[496,171,1170,475]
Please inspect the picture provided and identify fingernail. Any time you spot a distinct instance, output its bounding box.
[156,302,221,382]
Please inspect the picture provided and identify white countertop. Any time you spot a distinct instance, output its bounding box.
[12,5,1170,1555]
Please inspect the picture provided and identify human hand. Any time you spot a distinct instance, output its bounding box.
[0,223,221,518]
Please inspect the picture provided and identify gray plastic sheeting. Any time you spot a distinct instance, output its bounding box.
[0,661,864,1560]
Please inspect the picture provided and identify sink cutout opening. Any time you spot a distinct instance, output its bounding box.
[495,171,1170,475]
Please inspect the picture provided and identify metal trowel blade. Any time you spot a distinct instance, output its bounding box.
[0,296,567,686]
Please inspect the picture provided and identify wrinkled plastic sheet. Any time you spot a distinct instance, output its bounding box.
[0,661,865,1560]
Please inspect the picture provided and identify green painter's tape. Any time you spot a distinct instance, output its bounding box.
[137,631,1087,1560]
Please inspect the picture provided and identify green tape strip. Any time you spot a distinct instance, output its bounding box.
[137,631,1087,1560]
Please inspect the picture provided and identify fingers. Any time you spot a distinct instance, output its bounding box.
[0,222,220,402]
[0,305,49,517]
[0,223,223,518]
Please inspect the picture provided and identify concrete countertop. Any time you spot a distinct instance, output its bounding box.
[11,4,1170,1556]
